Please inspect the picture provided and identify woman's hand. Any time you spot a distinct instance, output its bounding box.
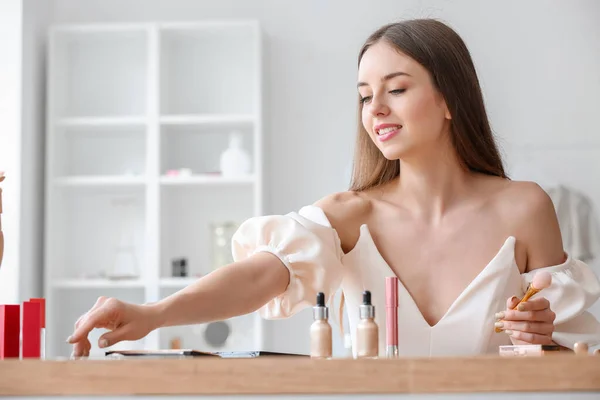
[495,296,556,345]
[67,296,160,357]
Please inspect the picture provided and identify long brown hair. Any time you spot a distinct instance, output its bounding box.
[339,19,507,335]
[349,19,507,192]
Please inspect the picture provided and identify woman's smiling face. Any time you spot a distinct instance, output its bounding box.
[357,40,452,160]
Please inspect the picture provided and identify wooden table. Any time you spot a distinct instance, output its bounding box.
[0,355,598,398]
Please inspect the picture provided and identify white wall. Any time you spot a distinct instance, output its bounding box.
[49,0,600,213]
[19,0,53,301]
[0,0,23,304]
[0,0,52,304]
[40,0,600,354]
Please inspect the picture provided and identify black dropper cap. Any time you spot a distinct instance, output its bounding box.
[313,292,328,320]
[316,292,325,307]
[359,290,374,319]
[362,290,372,305]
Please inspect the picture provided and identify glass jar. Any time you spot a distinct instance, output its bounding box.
[210,221,239,271]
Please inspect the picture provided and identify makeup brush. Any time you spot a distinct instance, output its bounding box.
[495,270,552,333]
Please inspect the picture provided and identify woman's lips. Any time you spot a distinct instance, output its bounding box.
[377,126,401,142]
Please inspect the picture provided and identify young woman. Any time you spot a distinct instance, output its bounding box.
[68,19,600,357]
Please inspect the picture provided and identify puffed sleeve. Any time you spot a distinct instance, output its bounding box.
[231,205,344,319]
[521,256,600,348]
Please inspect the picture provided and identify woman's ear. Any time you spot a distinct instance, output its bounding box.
[444,103,452,120]
[437,94,451,120]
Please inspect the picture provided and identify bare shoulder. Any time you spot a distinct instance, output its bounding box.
[314,191,371,253]
[496,180,553,212]
[314,191,372,222]
[496,180,565,271]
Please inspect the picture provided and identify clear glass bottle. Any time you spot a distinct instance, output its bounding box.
[210,221,239,271]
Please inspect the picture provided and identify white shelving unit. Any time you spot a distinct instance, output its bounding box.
[44,21,263,358]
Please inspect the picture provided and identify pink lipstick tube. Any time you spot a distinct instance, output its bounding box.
[385,277,399,358]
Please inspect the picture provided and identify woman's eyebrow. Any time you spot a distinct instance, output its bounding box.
[357,71,411,88]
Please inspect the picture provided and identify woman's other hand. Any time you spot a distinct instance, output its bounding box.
[67,296,159,357]
[495,296,556,345]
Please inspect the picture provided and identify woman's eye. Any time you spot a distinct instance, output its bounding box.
[360,89,403,104]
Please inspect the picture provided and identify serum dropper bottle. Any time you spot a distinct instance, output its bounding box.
[356,290,379,359]
[310,292,332,359]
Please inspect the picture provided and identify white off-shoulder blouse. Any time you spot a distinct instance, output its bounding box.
[231,205,600,357]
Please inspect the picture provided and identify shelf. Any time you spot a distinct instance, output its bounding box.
[159,21,259,31]
[160,186,251,278]
[160,114,254,126]
[46,190,146,282]
[51,28,148,118]
[160,25,257,115]
[45,20,263,359]
[56,116,146,127]
[52,24,150,34]
[51,278,145,289]
[54,123,146,177]
[159,277,200,288]
[160,123,254,176]
[54,176,147,187]
[54,176,254,188]
[159,175,255,186]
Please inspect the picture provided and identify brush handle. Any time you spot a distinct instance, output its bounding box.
[519,286,541,304]
[494,286,541,333]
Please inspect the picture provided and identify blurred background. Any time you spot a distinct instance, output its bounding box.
[0,0,598,358]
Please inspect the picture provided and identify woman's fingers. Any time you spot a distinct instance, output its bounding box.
[501,308,556,323]
[69,298,120,344]
[70,297,111,357]
[506,296,519,309]
[71,338,91,358]
[70,297,109,341]
[497,320,554,335]
[496,296,556,345]
[505,330,554,345]
[515,297,550,312]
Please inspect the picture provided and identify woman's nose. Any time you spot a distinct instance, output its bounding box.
[369,95,390,117]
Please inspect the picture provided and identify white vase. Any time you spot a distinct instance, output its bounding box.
[220,132,251,178]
